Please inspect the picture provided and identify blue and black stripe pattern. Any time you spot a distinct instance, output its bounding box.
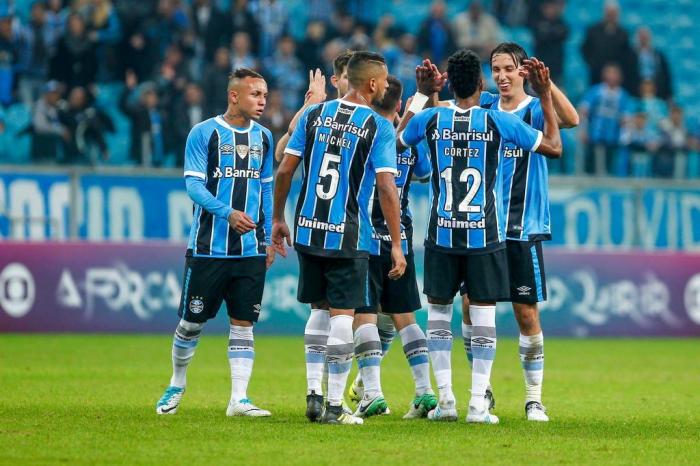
[184,117,273,258]
[400,103,543,253]
[286,99,398,259]
[480,92,552,241]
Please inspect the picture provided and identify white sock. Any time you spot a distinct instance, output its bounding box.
[170,319,203,388]
[469,305,496,410]
[462,322,473,369]
[326,315,354,406]
[228,325,255,403]
[304,308,330,395]
[354,313,395,388]
[354,323,383,399]
[520,332,544,403]
[427,303,454,403]
[399,323,432,396]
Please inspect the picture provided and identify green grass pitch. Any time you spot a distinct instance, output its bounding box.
[1,335,698,465]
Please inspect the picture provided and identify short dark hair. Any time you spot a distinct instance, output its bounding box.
[228,68,264,90]
[446,49,482,99]
[374,75,402,113]
[347,51,386,88]
[333,50,354,77]
[489,42,528,69]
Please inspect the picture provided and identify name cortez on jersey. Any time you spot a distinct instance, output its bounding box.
[297,216,346,233]
[212,166,260,179]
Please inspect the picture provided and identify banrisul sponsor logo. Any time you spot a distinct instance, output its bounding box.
[213,166,260,179]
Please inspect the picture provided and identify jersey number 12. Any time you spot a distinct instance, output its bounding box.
[440,167,482,213]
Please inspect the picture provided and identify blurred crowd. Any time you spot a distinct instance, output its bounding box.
[0,0,697,178]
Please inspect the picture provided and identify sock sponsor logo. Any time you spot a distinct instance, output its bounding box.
[471,336,494,346]
[189,296,204,314]
[429,329,452,338]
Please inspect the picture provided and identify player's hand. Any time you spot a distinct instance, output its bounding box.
[271,220,291,258]
[227,210,256,234]
[416,59,447,96]
[523,58,551,96]
[388,245,407,280]
[265,245,276,269]
[304,68,326,104]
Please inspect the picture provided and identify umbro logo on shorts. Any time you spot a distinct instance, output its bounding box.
[517,286,531,295]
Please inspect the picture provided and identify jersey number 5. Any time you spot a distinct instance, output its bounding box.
[316,152,341,200]
[440,167,482,213]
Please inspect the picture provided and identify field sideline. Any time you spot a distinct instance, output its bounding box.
[1,335,698,465]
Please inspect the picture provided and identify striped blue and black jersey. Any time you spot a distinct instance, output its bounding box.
[480,92,551,241]
[368,141,431,257]
[399,104,542,253]
[184,116,273,258]
[286,99,398,258]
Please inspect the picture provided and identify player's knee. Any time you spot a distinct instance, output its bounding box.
[427,296,453,305]
[514,303,540,331]
[353,312,377,329]
[230,318,254,327]
[391,312,415,330]
[312,301,330,310]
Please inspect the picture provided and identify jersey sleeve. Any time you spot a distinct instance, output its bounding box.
[398,108,433,147]
[531,100,545,131]
[480,91,499,108]
[491,110,543,153]
[370,117,398,174]
[183,124,208,179]
[413,141,431,178]
[285,104,315,157]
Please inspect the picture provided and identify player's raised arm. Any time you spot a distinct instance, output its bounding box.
[521,60,562,158]
[396,60,447,142]
[274,69,326,162]
[522,58,579,128]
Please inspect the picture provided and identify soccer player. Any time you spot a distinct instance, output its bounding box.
[459,43,579,422]
[348,76,438,419]
[272,51,406,425]
[156,68,275,417]
[397,50,562,423]
[274,51,357,417]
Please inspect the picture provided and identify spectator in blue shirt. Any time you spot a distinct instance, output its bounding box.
[620,111,660,178]
[578,64,633,175]
[417,0,455,67]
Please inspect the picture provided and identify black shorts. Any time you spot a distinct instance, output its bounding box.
[459,240,547,303]
[356,253,422,314]
[505,239,547,303]
[424,246,509,302]
[178,256,266,323]
[297,251,369,310]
